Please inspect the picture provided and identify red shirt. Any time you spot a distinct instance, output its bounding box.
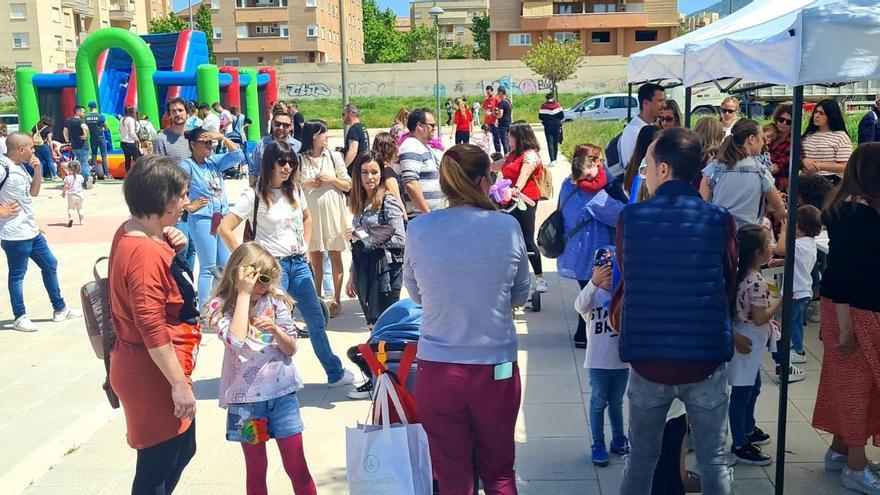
[454,109,473,132]
[483,96,499,125]
[501,149,542,202]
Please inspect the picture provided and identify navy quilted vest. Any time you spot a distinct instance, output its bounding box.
[619,180,733,363]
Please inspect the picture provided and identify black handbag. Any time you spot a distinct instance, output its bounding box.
[537,186,590,259]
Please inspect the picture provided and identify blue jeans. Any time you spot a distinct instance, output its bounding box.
[490,125,501,153]
[187,214,230,309]
[279,255,344,383]
[588,368,629,445]
[791,297,810,354]
[322,251,333,297]
[621,367,732,495]
[89,140,109,177]
[175,217,197,272]
[35,144,56,178]
[497,126,510,155]
[1,234,66,318]
[728,371,761,448]
[72,146,91,180]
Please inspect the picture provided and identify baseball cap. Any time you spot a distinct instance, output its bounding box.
[88,101,97,108]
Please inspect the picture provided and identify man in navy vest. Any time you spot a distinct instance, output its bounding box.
[610,128,737,494]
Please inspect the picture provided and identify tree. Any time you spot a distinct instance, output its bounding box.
[0,67,16,103]
[362,0,407,63]
[194,5,215,64]
[404,24,436,62]
[149,12,188,34]
[521,37,583,96]
[471,12,490,60]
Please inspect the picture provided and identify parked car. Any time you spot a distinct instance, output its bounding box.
[0,114,19,133]
[563,94,638,122]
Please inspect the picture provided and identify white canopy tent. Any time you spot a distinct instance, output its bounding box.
[683,0,880,87]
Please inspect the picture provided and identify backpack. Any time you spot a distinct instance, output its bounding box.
[0,161,9,192]
[604,133,625,179]
[537,187,592,259]
[80,257,120,409]
[136,121,151,142]
[536,163,553,200]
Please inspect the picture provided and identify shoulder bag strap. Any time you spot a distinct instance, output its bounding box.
[251,188,260,233]
[0,162,9,192]
[558,183,580,210]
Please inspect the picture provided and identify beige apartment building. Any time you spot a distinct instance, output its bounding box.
[489,0,678,60]
[410,0,488,47]
[203,0,365,67]
[1,0,169,72]
[678,10,719,33]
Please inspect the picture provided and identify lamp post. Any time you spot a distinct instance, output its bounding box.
[188,0,194,29]
[429,5,444,124]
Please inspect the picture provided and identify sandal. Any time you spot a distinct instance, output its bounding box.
[329,301,341,318]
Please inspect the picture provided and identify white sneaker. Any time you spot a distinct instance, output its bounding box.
[776,364,806,383]
[12,315,38,332]
[824,448,880,473]
[329,369,356,388]
[548,160,556,168]
[842,467,880,494]
[535,278,548,293]
[53,307,83,322]
[790,350,807,364]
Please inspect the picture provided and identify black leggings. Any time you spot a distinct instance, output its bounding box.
[132,420,197,495]
[651,414,687,495]
[454,130,470,144]
[509,202,542,275]
[574,280,589,343]
[121,141,142,172]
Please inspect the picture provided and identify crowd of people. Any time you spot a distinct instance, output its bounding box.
[1,85,879,495]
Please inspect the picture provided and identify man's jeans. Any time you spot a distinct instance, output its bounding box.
[279,255,344,384]
[498,126,511,155]
[1,234,66,318]
[72,146,91,180]
[621,366,733,495]
[90,140,109,178]
[588,368,629,445]
[490,125,501,153]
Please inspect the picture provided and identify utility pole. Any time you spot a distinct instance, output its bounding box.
[188,0,194,29]
[430,5,444,124]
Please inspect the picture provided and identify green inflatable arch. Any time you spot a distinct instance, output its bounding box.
[75,28,160,130]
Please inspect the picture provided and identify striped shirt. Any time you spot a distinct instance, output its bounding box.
[802,130,852,172]
[398,136,445,216]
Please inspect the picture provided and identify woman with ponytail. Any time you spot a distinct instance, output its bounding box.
[700,118,786,227]
[404,143,531,494]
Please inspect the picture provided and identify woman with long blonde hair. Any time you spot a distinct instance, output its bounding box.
[390,107,410,142]
[370,132,404,207]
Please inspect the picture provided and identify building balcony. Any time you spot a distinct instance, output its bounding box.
[236,37,291,52]
[109,3,135,21]
[62,0,94,16]
[235,8,290,23]
[236,0,288,8]
[520,12,649,31]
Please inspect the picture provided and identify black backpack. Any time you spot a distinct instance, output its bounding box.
[537,187,592,259]
[604,133,624,179]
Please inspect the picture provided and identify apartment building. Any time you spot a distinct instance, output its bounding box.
[203,0,365,67]
[1,0,162,72]
[489,0,678,60]
[410,0,488,47]
[678,10,719,33]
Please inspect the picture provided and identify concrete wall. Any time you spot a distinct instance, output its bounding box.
[276,56,629,99]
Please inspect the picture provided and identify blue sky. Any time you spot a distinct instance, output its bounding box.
[173,1,718,18]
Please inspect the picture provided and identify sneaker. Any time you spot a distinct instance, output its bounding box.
[297,328,310,339]
[573,339,587,349]
[52,307,83,322]
[535,278,548,293]
[747,427,771,446]
[775,364,806,383]
[842,467,880,495]
[12,315,38,332]
[329,369,355,388]
[347,380,373,400]
[67,219,73,228]
[548,160,556,168]
[591,442,609,467]
[825,448,880,473]
[806,300,821,323]
[731,444,772,466]
[610,436,630,456]
[790,350,807,364]
[683,470,702,493]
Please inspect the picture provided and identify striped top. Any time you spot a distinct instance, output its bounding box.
[398,136,445,217]
[802,130,853,172]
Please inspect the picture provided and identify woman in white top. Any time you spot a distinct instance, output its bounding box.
[119,105,142,173]
[802,99,853,184]
[719,96,740,137]
[298,119,351,317]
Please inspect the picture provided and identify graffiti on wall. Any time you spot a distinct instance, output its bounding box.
[347,82,387,97]
[477,76,554,96]
[286,82,332,98]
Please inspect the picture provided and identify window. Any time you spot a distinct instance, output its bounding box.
[306,0,316,6]
[591,30,610,43]
[635,30,658,42]
[9,3,26,19]
[55,35,62,50]
[52,7,61,23]
[257,56,265,64]
[255,25,263,34]
[626,3,644,12]
[508,33,531,46]
[593,3,616,12]
[280,24,289,37]
[555,32,576,42]
[213,27,222,39]
[605,96,636,109]
[211,0,220,9]
[236,25,248,38]
[66,39,74,50]
[15,61,31,68]
[280,0,288,5]
[64,12,72,27]
[307,25,317,37]
[224,57,240,66]
[236,0,246,7]
[454,26,464,35]
[321,27,325,39]
[553,2,583,14]
[282,56,298,64]
[578,98,600,112]
[12,32,29,49]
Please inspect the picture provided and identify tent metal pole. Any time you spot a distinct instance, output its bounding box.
[627,83,633,122]
[684,87,693,128]
[774,84,804,495]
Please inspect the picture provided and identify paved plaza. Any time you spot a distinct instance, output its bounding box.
[0,128,871,494]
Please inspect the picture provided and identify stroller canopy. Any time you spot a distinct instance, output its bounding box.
[368,299,422,345]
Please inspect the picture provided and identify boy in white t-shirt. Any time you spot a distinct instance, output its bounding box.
[574,247,629,467]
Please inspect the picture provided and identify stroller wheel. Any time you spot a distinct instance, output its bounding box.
[530,290,541,312]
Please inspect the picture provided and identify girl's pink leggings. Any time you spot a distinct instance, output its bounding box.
[241,433,317,495]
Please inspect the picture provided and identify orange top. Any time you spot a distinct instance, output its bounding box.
[108,225,201,449]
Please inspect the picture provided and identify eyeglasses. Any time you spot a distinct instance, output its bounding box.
[256,273,273,285]
[778,118,792,125]
[637,160,649,179]
[422,122,436,130]
[275,158,294,167]
[720,108,737,114]
[588,155,602,163]
[659,116,676,123]
[273,122,291,129]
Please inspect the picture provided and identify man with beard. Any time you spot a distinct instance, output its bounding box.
[249,109,302,187]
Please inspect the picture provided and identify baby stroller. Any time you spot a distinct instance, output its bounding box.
[495,198,542,312]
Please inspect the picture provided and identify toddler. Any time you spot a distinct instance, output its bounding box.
[729,224,782,466]
[479,124,493,153]
[207,242,316,495]
[574,247,629,466]
[61,161,85,227]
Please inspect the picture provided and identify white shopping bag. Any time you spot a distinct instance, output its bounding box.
[346,373,433,495]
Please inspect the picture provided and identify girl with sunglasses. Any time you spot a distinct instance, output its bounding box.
[719,96,741,136]
[206,242,317,495]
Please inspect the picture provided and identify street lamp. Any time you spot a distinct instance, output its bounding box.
[429,5,444,126]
